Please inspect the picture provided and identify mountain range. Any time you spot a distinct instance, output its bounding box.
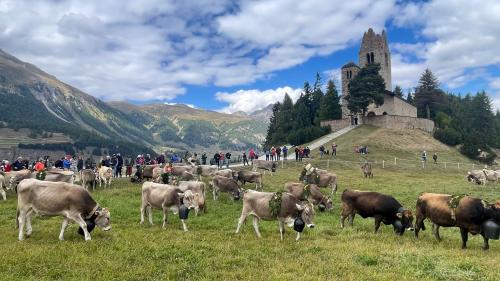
[0,49,269,156]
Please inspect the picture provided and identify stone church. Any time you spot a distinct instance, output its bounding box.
[340,28,417,119]
[320,28,434,133]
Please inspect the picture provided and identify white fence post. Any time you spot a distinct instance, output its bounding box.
[458,163,460,169]
[444,162,447,169]
[327,159,330,168]
[394,157,397,165]
[422,161,425,169]
[472,163,475,170]
[382,160,385,169]
[281,159,284,169]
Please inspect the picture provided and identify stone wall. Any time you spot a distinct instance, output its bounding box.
[361,115,434,133]
[0,148,68,162]
[366,95,417,118]
[320,119,351,132]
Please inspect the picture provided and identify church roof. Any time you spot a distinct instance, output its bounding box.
[341,62,359,69]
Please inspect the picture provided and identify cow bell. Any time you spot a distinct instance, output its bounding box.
[293,217,305,233]
[179,204,190,220]
[318,203,326,212]
[77,220,96,236]
[393,220,404,234]
[482,220,500,240]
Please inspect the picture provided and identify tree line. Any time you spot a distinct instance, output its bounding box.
[264,73,342,147]
[406,69,499,163]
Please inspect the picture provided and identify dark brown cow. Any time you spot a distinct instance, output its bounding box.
[284,182,332,211]
[340,189,414,235]
[236,170,263,190]
[415,193,500,250]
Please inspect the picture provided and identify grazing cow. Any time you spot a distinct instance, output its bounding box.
[299,168,337,195]
[361,162,373,178]
[415,193,500,250]
[16,179,111,241]
[177,181,206,215]
[140,182,197,231]
[141,165,161,181]
[235,190,315,240]
[482,169,500,183]
[195,165,217,178]
[98,166,112,188]
[252,159,277,176]
[284,182,332,211]
[236,170,263,191]
[210,175,242,200]
[170,165,194,177]
[213,169,234,179]
[466,170,486,185]
[9,169,75,190]
[340,189,414,235]
[152,166,162,182]
[80,169,97,190]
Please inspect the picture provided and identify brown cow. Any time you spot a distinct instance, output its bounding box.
[177,181,206,215]
[361,162,373,178]
[236,170,263,191]
[80,169,97,190]
[299,168,337,195]
[284,182,332,211]
[340,189,414,235]
[210,175,242,200]
[415,193,500,250]
[16,179,111,241]
[235,190,315,240]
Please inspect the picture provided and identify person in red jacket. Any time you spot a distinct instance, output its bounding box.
[4,161,12,172]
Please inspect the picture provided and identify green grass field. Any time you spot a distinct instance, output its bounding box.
[1,126,499,281]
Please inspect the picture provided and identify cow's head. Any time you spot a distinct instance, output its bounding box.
[296,202,315,228]
[319,196,333,212]
[484,201,500,222]
[94,207,112,231]
[395,208,414,234]
[179,190,197,210]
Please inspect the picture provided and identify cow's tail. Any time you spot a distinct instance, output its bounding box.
[15,206,19,229]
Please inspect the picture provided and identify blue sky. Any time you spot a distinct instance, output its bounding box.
[1,0,499,113]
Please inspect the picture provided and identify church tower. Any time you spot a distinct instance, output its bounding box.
[340,62,360,118]
[358,28,392,91]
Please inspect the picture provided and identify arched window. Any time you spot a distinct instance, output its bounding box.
[385,52,388,67]
[370,52,374,64]
[366,53,370,64]
[382,112,388,115]
[367,112,376,117]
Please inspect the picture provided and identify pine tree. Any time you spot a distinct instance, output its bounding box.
[414,69,445,119]
[263,102,282,147]
[406,90,414,105]
[394,85,403,98]
[346,63,385,115]
[311,73,324,124]
[318,79,342,120]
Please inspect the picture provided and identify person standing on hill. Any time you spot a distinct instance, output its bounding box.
[294,147,299,161]
[219,152,225,169]
[276,147,281,161]
[201,152,207,165]
[63,156,71,170]
[421,151,427,162]
[282,146,288,160]
[214,153,220,167]
[265,149,270,161]
[225,151,231,168]
[331,143,337,158]
[77,156,84,172]
[319,145,325,159]
[242,152,249,166]
[116,153,123,178]
[433,153,438,164]
[249,148,256,162]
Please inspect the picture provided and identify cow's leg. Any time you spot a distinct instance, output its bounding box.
[432,224,442,241]
[25,209,34,237]
[252,216,261,238]
[162,206,168,229]
[181,219,188,232]
[140,204,145,224]
[279,220,285,241]
[295,232,301,241]
[17,208,27,241]
[235,212,248,234]
[0,187,5,201]
[59,217,69,240]
[481,233,490,250]
[460,228,468,249]
[148,206,153,225]
[340,203,353,228]
[212,186,218,201]
[374,216,382,233]
[109,177,112,188]
[70,214,91,241]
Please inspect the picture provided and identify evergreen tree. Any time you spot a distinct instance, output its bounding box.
[346,63,385,115]
[406,91,414,105]
[394,85,403,98]
[318,79,342,120]
[263,102,282,147]
[414,69,445,119]
[311,72,324,124]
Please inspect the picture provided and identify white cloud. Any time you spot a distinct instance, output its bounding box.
[0,0,398,102]
[391,0,500,92]
[216,87,302,114]
[164,102,197,109]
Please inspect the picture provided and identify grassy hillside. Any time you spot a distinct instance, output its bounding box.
[0,127,499,280]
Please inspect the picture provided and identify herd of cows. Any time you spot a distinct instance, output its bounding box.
[1,160,500,251]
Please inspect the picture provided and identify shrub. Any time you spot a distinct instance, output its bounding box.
[434,128,461,146]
